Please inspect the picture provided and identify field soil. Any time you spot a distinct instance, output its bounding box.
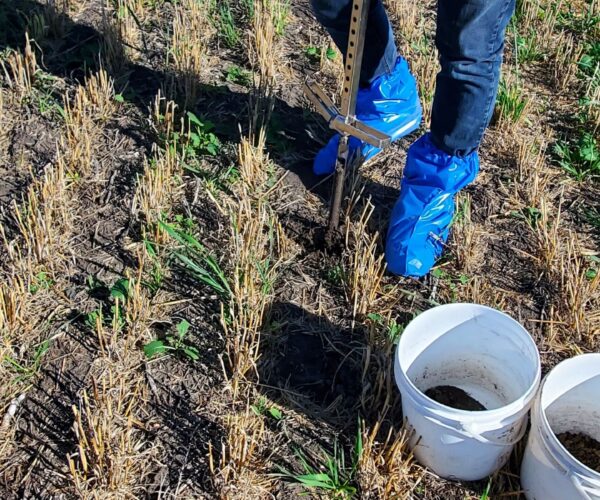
[424,386,487,412]
[557,432,600,472]
[0,0,598,499]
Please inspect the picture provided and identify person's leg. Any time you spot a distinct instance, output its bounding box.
[431,0,516,156]
[386,0,515,277]
[310,0,422,175]
[310,0,397,86]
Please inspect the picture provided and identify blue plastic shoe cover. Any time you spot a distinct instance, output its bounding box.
[385,134,479,277]
[313,57,422,175]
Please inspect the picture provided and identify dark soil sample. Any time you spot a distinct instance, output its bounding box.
[425,385,487,411]
[557,432,600,472]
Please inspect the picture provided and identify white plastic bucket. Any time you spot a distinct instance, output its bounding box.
[394,303,541,480]
[521,354,600,500]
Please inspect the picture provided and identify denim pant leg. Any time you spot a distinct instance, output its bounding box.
[310,0,398,86]
[431,0,516,156]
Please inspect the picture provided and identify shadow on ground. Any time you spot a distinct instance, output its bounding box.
[258,301,364,422]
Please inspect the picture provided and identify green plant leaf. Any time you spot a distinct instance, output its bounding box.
[158,219,231,298]
[480,479,492,500]
[268,407,283,420]
[34,340,50,363]
[144,238,158,258]
[251,397,267,416]
[388,322,404,344]
[431,268,445,279]
[305,46,318,57]
[85,309,103,330]
[173,252,228,295]
[144,340,167,358]
[367,313,382,323]
[187,111,203,127]
[111,278,130,301]
[354,421,363,464]
[183,346,200,361]
[5,356,28,373]
[292,473,335,489]
[177,319,191,339]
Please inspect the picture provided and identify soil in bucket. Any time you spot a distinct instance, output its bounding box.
[557,432,600,472]
[425,385,487,411]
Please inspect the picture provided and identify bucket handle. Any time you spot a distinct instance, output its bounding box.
[571,475,600,500]
[423,415,527,447]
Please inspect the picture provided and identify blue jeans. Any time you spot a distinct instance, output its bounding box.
[310,0,516,157]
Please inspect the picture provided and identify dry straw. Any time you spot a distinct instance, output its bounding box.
[170,0,213,107]
[344,199,388,320]
[0,33,38,99]
[68,266,158,496]
[357,419,422,499]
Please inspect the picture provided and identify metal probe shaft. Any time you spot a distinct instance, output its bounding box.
[328,0,371,235]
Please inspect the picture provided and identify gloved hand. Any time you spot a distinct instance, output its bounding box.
[313,57,422,175]
[385,133,479,277]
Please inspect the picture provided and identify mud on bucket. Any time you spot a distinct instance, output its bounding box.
[394,303,541,481]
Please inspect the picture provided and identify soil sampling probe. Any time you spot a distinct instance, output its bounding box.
[304,0,391,240]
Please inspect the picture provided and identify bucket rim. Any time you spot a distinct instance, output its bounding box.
[395,303,541,420]
[536,354,600,480]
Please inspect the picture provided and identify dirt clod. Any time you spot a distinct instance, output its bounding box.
[425,385,487,411]
[557,432,600,472]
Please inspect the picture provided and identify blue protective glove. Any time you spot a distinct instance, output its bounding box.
[385,133,479,277]
[313,57,422,175]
